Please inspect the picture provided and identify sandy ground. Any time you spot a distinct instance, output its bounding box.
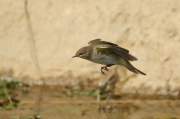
[0,86,180,119]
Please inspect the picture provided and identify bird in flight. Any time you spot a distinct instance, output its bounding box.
[72,39,146,75]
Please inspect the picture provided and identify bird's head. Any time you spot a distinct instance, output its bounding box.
[72,46,91,59]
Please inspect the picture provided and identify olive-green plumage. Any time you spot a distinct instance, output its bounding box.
[72,39,146,75]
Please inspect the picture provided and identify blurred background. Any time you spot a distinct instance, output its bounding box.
[0,0,180,119]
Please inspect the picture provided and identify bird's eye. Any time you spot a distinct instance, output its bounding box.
[79,53,83,56]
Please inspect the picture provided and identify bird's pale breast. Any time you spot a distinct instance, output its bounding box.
[89,50,120,65]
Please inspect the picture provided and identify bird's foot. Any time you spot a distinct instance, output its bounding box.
[101,66,109,74]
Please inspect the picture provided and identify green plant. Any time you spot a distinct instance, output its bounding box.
[0,80,20,109]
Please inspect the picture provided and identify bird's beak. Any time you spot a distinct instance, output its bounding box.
[72,55,77,58]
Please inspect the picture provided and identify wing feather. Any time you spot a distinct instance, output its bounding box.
[88,39,118,46]
[88,39,129,53]
[109,46,137,61]
[89,39,136,61]
[95,45,137,61]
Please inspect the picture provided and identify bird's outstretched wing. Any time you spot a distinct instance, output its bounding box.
[109,46,137,61]
[88,39,129,53]
[88,39,118,46]
[89,39,137,61]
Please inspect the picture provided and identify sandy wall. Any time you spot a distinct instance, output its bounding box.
[0,0,180,93]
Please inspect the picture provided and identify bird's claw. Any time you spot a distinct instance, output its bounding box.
[101,66,109,74]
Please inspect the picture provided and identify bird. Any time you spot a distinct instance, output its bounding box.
[72,39,146,75]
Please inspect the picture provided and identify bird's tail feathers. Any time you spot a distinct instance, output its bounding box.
[124,60,146,75]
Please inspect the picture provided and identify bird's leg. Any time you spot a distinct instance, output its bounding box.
[101,64,114,74]
[101,66,108,74]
